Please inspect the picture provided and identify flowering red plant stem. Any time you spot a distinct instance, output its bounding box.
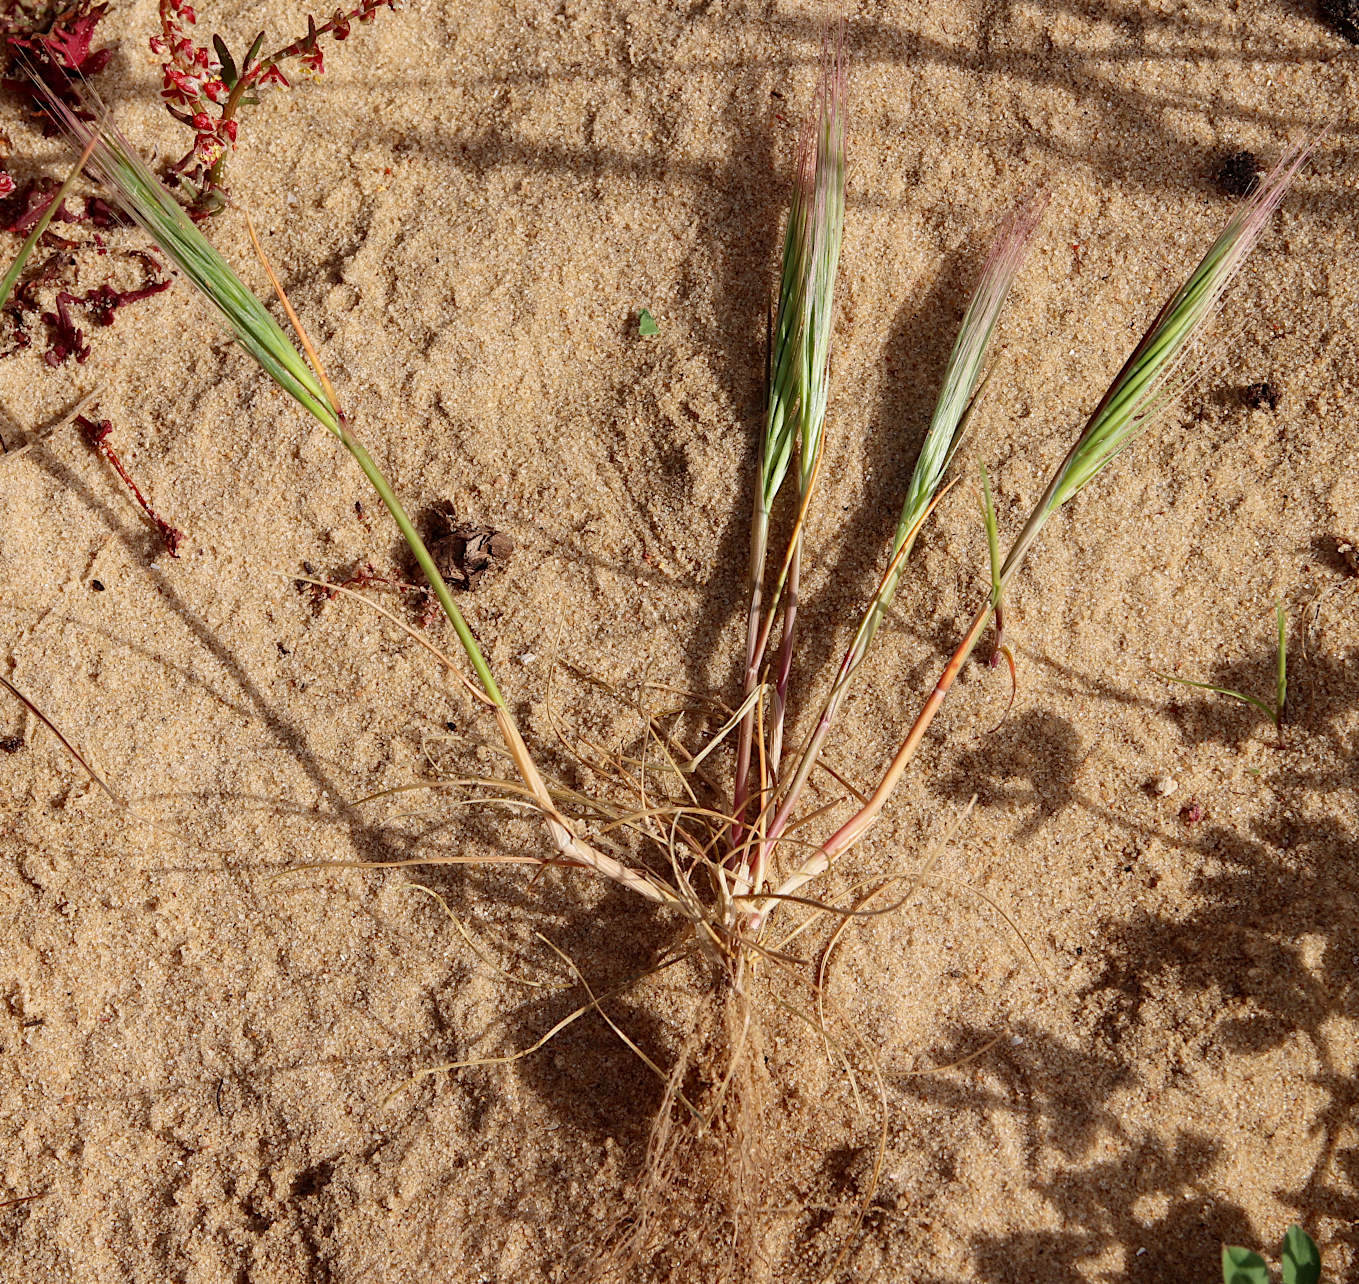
[151,0,396,215]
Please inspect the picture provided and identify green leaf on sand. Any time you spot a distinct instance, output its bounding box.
[1223,1246,1270,1284]
[1281,1226,1321,1284]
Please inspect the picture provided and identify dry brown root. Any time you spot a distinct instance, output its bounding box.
[572,963,881,1284]
[576,983,770,1284]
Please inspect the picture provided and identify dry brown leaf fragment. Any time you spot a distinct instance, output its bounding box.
[428,502,514,591]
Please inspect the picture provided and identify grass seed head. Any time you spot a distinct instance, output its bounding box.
[866,195,1044,638]
[760,27,846,513]
[897,195,1045,552]
[1040,141,1315,521]
[795,28,846,491]
[995,139,1315,586]
[32,81,339,435]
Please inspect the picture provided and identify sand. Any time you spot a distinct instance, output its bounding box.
[0,0,1356,1279]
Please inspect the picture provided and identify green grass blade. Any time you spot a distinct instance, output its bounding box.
[980,461,1002,610]
[732,30,845,836]
[895,198,1044,556]
[759,141,809,514]
[795,30,846,495]
[46,99,337,431]
[1057,143,1313,508]
[1154,671,1278,725]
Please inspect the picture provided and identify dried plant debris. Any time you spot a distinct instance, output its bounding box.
[1180,800,1204,825]
[303,560,437,626]
[1242,380,1280,411]
[1216,150,1262,198]
[427,502,514,591]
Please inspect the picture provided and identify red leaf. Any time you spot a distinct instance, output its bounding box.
[41,292,89,366]
[11,3,112,75]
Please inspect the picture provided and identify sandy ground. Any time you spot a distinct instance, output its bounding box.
[0,0,1356,1279]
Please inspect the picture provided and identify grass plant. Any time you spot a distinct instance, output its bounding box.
[29,21,1313,1016]
[19,37,1319,1279]
[765,30,847,774]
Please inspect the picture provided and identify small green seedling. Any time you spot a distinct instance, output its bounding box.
[1223,1225,1321,1284]
[637,308,660,336]
[1157,602,1287,730]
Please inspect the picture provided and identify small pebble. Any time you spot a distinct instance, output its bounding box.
[1148,774,1179,798]
[519,651,537,665]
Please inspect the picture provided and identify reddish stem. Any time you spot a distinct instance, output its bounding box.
[817,603,991,863]
[76,416,183,555]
